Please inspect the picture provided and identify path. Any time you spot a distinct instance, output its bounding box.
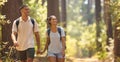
[33,57,99,62]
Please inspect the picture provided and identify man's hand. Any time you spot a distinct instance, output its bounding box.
[13,41,19,47]
[36,49,41,54]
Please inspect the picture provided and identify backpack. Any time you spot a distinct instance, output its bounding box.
[47,27,66,49]
[47,27,61,37]
[47,27,62,44]
[15,18,35,31]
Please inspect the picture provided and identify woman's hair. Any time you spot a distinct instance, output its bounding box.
[47,15,56,26]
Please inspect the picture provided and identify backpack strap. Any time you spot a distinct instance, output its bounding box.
[57,27,62,40]
[47,28,51,36]
[47,27,62,45]
[16,18,20,31]
[31,18,35,30]
[47,27,66,49]
[47,27,61,37]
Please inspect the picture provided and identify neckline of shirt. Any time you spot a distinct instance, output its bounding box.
[50,31,58,33]
[19,16,30,22]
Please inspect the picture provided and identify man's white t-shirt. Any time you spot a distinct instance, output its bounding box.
[12,16,39,51]
[48,27,65,53]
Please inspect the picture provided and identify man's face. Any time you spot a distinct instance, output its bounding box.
[21,6,30,16]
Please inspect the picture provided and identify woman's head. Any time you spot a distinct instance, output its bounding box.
[47,15,57,26]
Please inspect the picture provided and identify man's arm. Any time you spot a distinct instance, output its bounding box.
[11,32,19,46]
[34,32,40,52]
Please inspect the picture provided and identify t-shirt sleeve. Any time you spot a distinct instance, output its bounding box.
[34,19,39,32]
[61,27,65,37]
[12,20,17,33]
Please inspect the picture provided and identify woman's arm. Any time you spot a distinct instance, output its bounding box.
[61,36,66,56]
[61,37,66,51]
[41,33,50,53]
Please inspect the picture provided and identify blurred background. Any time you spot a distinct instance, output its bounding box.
[0,0,120,62]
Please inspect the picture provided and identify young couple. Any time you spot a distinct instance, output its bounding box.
[11,5,66,62]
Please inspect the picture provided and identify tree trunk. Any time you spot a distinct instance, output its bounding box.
[61,0,67,28]
[104,0,113,50]
[47,0,60,22]
[114,20,120,62]
[1,0,22,45]
[87,0,93,25]
[95,0,102,51]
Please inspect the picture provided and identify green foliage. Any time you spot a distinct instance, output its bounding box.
[109,0,120,62]
[110,1,120,23]
[0,0,13,61]
[115,57,120,62]
[66,17,108,59]
[67,20,95,57]
[67,0,82,21]
[0,41,17,62]
[0,0,7,6]
[67,0,94,24]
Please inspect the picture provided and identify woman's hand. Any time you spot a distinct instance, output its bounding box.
[62,50,65,57]
[40,50,46,54]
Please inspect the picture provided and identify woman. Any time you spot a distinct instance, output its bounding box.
[41,15,66,62]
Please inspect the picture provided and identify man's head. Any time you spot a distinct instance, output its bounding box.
[19,5,30,16]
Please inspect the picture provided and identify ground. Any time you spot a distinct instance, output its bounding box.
[33,57,99,62]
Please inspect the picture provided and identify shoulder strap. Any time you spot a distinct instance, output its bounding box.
[16,18,20,31]
[57,27,61,37]
[47,28,51,45]
[31,18,35,26]
[47,28,51,36]
[30,18,35,30]
[47,27,61,37]
[47,27,62,46]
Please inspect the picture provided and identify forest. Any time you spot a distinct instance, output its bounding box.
[0,0,120,62]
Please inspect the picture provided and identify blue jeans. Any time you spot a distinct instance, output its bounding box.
[47,51,64,58]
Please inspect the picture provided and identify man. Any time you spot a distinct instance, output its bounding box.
[11,5,40,62]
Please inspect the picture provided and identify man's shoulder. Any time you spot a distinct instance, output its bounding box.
[14,17,20,22]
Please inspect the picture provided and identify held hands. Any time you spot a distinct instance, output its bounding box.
[36,49,41,54]
[36,49,45,55]
[40,50,46,54]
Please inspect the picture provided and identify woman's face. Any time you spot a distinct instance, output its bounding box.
[50,16,57,26]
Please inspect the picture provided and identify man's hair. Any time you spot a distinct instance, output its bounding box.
[19,5,28,12]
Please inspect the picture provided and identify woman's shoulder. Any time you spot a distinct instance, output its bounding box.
[57,26,64,31]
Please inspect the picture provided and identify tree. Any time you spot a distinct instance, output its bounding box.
[87,0,93,24]
[1,0,22,45]
[114,21,120,62]
[61,0,67,28]
[104,0,113,50]
[95,0,102,51]
[47,0,60,22]
[112,0,120,62]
